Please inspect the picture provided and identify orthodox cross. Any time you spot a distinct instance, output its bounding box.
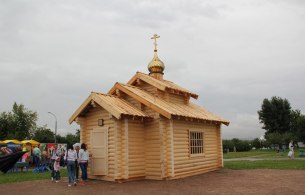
[151,34,160,51]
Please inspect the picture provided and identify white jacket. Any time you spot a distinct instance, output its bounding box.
[78,149,89,163]
[64,149,77,162]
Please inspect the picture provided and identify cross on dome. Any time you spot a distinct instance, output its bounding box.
[151,34,160,52]
[147,33,165,78]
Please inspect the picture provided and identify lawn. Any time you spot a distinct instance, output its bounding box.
[0,168,67,184]
[224,159,305,170]
[223,149,304,159]
[223,149,305,170]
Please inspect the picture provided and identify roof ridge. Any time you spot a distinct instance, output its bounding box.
[135,72,198,98]
[91,91,118,97]
[118,82,142,89]
[117,82,229,125]
[136,71,172,83]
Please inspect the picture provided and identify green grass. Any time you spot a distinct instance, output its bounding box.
[223,149,303,159]
[224,160,305,170]
[0,168,67,184]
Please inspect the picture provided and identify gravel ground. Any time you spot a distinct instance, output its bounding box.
[1,169,305,195]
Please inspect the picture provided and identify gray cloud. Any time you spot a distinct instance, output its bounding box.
[1,0,304,139]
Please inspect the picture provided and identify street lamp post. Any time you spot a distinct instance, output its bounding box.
[48,112,57,144]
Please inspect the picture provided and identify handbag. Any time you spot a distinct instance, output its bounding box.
[59,156,65,167]
[60,150,68,167]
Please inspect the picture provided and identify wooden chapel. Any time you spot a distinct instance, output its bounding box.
[69,34,230,181]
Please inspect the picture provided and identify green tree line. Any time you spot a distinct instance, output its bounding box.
[224,96,305,152]
[0,102,79,146]
[258,96,305,147]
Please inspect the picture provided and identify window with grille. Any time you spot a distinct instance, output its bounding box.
[189,131,204,155]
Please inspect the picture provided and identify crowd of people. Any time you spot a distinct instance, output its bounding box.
[13,142,90,187]
[49,143,90,187]
[1,142,91,180]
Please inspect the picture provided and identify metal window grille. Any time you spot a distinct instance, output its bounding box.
[189,131,204,154]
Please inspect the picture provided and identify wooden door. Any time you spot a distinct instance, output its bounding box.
[91,127,108,175]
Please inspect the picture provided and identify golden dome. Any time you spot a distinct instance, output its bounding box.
[148,52,165,74]
[148,34,164,75]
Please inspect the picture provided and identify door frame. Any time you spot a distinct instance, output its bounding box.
[91,127,108,175]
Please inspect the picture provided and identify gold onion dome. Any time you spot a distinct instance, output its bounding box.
[148,34,165,74]
[148,51,165,74]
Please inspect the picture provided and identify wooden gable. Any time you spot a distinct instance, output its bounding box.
[108,72,199,99]
[109,83,229,126]
[69,92,151,124]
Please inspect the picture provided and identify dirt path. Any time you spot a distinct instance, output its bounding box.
[1,169,305,195]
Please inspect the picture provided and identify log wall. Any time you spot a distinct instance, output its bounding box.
[172,120,221,178]
[80,106,115,180]
[121,89,163,180]
[126,119,145,178]
[144,117,162,179]
[78,85,223,181]
[159,117,173,179]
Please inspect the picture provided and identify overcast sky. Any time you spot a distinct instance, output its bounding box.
[1,0,304,139]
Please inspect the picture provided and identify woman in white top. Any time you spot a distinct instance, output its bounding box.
[79,143,90,182]
[288,140,294,159]
[64,145,77,186]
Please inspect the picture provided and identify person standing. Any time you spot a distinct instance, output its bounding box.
[79,143,90,184]
[32,145,41,167]
[74,144,80,181]
[289,140,294,159]
[65,145,77,187]
[21,147,28,162]
[50,144,61,181]
[53,156,61,182]
[21,147,29,172]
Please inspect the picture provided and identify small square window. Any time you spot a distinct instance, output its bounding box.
[189,131,204,156]
[98,119,104,126]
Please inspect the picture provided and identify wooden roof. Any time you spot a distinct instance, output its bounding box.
[109,72,199,99]
[113,83,230,126]
[69,92,151,124]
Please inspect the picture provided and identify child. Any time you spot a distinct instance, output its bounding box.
[54,156,61,182]
[21,148,28,162]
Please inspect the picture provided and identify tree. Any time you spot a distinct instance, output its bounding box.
[291,110,305,142]
[251,138,261,149]
[264,131,295,146]
[296,117,305,142]
[258,97,292,134]
[290,110,302,133]
[11,102,38,139]
[265,132,283,146]
[0,102,38,140]
[55,134,66,144]
[0,112,13,139]
[222,138,251,152]
[65,133,80,146]
[75,129,80,140]
[33,126,55,143]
